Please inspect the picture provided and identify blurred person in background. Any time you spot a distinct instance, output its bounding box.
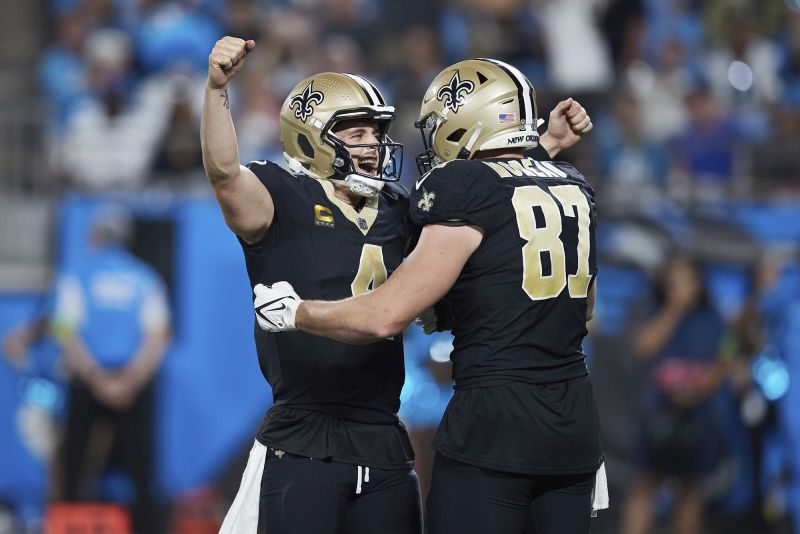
[438,0,546,75]
[599,0,645,73]
[228,72,282,165]
[540,0,614,102]
[130,0,223,75]
[4,296,58,375]
[319,33,368,80]
[255,58,603,534]
[222,0,262,39]
[749,249,800,532]
[151,76,206,185]
[39,7,92,131]
[704,5,782,144]
[317,0,381,50]
[258,9,322,94]
[667,82,746,203]
[202,36,590,533]
[51,206,171,534]
[58,29,174,190]
[780,10,800,104]
[595,88,667,205]
[704,0,784,107]
[641,0,704,65]
[752,103,800,197]
[384,23,444,189]
[725,252,792,531]
[622,254,729,534]
[3,292,66,466]
[627,37,692,144]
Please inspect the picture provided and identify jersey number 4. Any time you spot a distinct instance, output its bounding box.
[351,244,388,296]
[512,185,591,301]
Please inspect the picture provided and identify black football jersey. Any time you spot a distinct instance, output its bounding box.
[239,161,415,469]
[409,157,603,475]
[411,157,596,386]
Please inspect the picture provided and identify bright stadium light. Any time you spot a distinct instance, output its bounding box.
[728,60,754,92]
[753,351,790,401]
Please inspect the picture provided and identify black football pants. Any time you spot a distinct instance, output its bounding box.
[427,453,595,534]
[258,449,422,533]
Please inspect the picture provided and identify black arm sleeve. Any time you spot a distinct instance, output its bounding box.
[522,143,553,161]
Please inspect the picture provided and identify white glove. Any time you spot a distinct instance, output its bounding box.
[254,282,301,332]
[415,307,438,335]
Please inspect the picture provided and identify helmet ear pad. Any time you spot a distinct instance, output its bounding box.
[284,154,307,174]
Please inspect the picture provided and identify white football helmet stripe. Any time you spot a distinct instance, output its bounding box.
[343,73,381,107]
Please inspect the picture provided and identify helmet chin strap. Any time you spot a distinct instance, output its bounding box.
[334,152,388,197]
[284,153,311,176]
[331,175,384,198]
[285,152,386,198]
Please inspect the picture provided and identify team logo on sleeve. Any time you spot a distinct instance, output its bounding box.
[417,188,436,212]
[436,71,474,113]
[289,81,324,122]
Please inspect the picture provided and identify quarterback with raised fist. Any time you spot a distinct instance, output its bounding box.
[256,58,605,534]
[203,36,420,534]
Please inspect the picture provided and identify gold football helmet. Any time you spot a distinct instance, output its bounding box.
[415,59,541,173]
[279,72,402,195]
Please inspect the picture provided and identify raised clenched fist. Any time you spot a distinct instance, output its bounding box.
[538,97,593,156]
[207,36,256,89]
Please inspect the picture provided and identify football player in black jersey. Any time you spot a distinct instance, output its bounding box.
[256,58,605,534]
[202,37,419,534]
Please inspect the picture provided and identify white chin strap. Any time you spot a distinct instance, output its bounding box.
[284,152,385,198]
[334,175,384,198]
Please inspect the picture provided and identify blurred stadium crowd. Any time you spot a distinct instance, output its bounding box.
[35,0,800,199]
[1,0,800,532]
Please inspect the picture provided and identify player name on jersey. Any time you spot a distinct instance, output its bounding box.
[482,158,568,179]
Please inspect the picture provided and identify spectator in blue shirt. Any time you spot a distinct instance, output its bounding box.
[51,205,171,534]
[622,254,730,534]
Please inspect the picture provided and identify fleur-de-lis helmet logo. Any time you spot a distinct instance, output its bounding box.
[436,71,475,113]
[289,81,324,122]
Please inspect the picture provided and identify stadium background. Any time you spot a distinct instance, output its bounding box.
[1,0,800,532]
